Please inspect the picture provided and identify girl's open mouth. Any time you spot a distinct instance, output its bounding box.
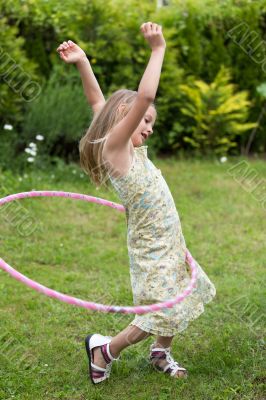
[141,132,147,140]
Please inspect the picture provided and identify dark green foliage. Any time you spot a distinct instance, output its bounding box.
[22,66,93,162]
[0,0,266,168]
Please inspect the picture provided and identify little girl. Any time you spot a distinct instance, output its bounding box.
[57,21,216,384]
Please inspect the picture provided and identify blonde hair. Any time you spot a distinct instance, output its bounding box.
[79,88,156,189]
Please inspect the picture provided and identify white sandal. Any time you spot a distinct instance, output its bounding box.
[149,343,188,378]
[85,334,120,384]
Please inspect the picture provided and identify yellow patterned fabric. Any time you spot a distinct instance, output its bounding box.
[107,145,216,336]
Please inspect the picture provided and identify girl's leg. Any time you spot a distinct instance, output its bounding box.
[92,324,152,368]
[110,324,152,357]
[152,335,174,349]
[151,335,187,378]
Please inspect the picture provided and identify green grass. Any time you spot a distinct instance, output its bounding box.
[0,155,265,400]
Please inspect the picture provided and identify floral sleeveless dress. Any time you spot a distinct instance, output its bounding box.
[107,145,216,336]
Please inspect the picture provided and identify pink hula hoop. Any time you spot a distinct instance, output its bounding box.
[0,191,198,314]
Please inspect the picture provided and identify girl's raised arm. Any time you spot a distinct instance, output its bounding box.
[56,40,105,115]
[105,22,166,152]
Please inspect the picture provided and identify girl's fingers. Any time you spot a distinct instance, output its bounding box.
[57,40,77,55]
[150,23,157,33]
[140,21,151,33]
[57,41,74,52]
[140,23,145,33]
[60,51,67,61]
[146,21,153,33]
[140,21,162,35]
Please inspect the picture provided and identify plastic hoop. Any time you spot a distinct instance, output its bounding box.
[0,191,198,314]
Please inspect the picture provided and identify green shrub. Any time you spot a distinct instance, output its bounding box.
[1,0,266,158]
[22,66,92,163]
[0,127,19,170]
[0,125,37,172]
[176,65,258,156]
[0,16,39,128]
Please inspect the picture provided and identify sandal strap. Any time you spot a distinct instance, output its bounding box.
[150,343,187,376]
[91,362,107,372]
[101,343,120,364]
[150,346,170,353]
[165,361,187,376]
[150,350,168,360]
[91,362,112,382]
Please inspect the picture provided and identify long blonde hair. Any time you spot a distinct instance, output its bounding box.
[79,88,155,188]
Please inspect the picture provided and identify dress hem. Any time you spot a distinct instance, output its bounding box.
[129,291,216,336]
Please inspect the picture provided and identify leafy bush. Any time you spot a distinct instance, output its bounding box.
[0,126,20,170]
[176,65,258,156]
[0,16,39,128]
[1,0,266,160]
[22,66,93,163]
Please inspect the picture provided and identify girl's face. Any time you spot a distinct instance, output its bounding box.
[131,105,157,147]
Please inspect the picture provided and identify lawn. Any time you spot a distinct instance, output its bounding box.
[0,155,265,400]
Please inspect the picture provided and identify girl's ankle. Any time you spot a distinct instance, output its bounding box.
[152,342,171,350]
[109,342,120,359]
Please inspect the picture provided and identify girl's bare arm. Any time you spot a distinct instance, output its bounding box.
[138,46,165,100]
[76,56,105,113]
[57,40,105,114]
[105,22,166,151]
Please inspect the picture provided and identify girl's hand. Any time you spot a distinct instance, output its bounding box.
[140,22,166,51]
[56,40,86,64]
